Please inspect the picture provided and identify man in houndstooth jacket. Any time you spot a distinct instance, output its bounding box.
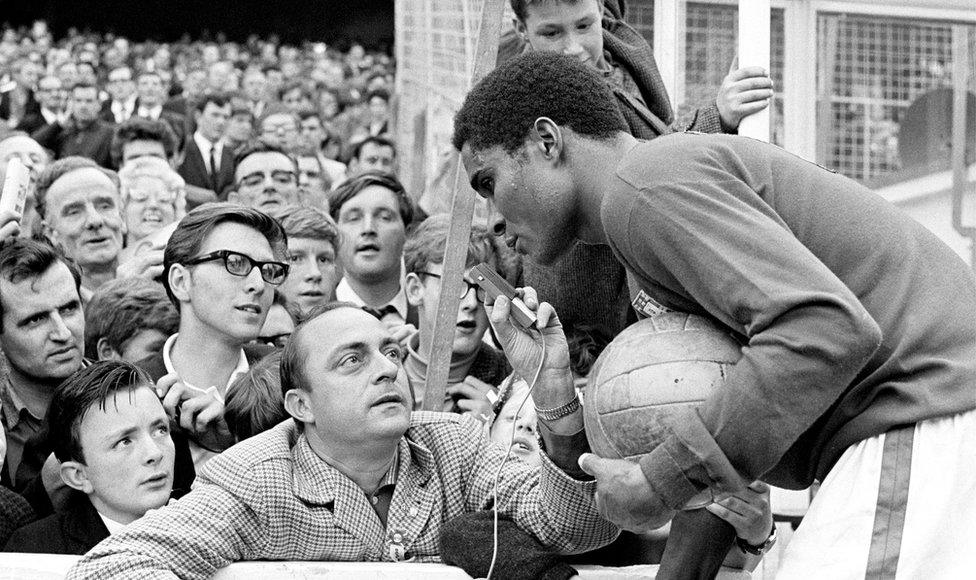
[69,298,616,578]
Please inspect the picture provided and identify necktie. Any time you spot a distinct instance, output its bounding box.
[209,144,219,192]
[363,305,399,321]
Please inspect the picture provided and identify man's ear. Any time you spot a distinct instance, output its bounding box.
[59,460,93,494]
[531,117,562,162]
[404,272,425,307]
[42,219,56,243]
[96,337,123,361]
[283,389,314,424]
[227,190,240,204]
[168,263,192,304]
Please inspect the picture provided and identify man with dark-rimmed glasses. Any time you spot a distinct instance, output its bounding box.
[135,202,289,474]
[228,140,300,213]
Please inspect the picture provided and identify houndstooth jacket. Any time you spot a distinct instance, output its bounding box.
[68,412,618,579]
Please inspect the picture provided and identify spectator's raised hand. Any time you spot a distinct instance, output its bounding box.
[383,319,417,354]
[116,247,165,280]
[716,64,774,131]
[156,372,234,452]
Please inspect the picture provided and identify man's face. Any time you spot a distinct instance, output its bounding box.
[300,115,327,149]
[0,262,84,382]
[293,308,411,453]
[72,387,174,525]
[57,62,78,87]
[232,151,300,212]
[177,222,278,343]
[282,88,310,112]
[106,68,135,102]
[410,261,489,357]
[460,143,576,266]
[242,72,266,101]
[280,237,340,314]
[76,63,97,85]
[69,86,100,123]
[44,168,126,269]
[225,112,254,143]
[297,156,326,196]
[120,139,169,166]
[335,185,406,285]
[184,70,207,98]
[136,75,164,107]
[517,0,607,70]
[368,96,389,122]
[123,175,180,242]
[353,142,395,175]
[36,76,65,111]
[195,102,231,142]
[260,113,299,151]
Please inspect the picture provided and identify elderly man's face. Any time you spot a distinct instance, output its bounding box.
[290,307,411,454]
[232,151,300,213]
[44,167,126,270]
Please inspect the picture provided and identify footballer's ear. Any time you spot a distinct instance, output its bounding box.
[530,117,563,162]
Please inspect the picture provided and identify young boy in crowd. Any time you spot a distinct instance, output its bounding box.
[84,277,179,362]
[270,205,342,316]
[403,214,511,414]
[3,361,175,554]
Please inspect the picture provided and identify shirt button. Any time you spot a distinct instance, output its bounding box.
[409,507,419,517]
[392,532,403,543]
[370,496,379,505]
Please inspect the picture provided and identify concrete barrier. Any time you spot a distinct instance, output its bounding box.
[0,554,751,579]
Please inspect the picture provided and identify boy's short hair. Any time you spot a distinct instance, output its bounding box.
[110,117,181,167]
[84,277,179,359]
[0,239,82,332]
[404,213,504,275]
[268,204,340,249]
[162,202,289,309]
[224,350,288,441]
[328,170,414,228]
[48,360,155,463]
[453,51,627,154]
[509,0,588,22]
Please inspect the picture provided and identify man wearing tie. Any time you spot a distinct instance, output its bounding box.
[178,94,235,200]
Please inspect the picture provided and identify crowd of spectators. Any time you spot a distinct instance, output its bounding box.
[0,10,776,579]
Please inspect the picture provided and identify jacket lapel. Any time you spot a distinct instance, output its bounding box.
[291,436,385,555]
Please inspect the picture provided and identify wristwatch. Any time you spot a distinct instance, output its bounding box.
[736,523,777,556]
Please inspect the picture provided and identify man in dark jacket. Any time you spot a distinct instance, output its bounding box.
[32,82,115,168]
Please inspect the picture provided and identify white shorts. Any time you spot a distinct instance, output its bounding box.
[776,408,976,579]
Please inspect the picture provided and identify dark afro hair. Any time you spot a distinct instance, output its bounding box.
[453,51,627,154]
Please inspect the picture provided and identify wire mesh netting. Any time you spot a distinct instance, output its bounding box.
[816,13,976,185]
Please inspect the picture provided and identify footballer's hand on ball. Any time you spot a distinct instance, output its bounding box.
[487,286,571,385]
[706,480,772,546]
[579,453,676,532]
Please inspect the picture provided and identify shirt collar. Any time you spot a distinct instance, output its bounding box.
[193,131,222,153]
[334,278,409,322]
[0,374,44,430]
[96,511,128,536]
[162,333,249,402]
